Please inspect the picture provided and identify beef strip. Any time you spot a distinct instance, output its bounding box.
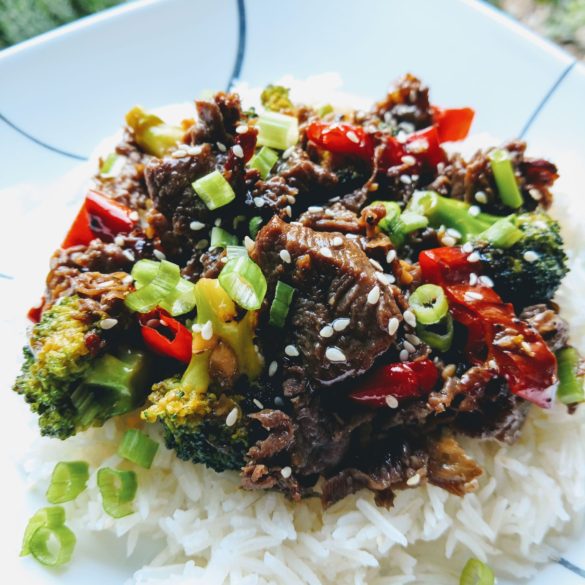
[520,303,569,352]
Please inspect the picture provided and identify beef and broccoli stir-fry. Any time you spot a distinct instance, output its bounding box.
[14,74,584,507]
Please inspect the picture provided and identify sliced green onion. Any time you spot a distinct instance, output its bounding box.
[21,507,66,556]
[249,146,279,179]
[210,227,238,249]
[131,258,159,286]
[159,277,197,316]
[125,259,181,313]
[97,467,138,519]
[46,461,90,504]
[374,200,428,247]
[125,106,184,158]
[100,153,126,179]
[317,104,334,117]
[29,525,76,567]
[118,429,159,469]
[257,112,299,150]
[249,216,263,239]
[269,281,295,328]
[226,245,248,259]
[409,284,449,325]
[416,314,454,353]
[489,149,523,209]
[218,256,267,310]
[459,558,495,585]
[556,347,585,405]
[479,217,523,249]
[192,170,235,210]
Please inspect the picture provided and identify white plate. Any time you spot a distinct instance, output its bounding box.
[1,0,584,583]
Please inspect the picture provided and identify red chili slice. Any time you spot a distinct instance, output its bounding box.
[306,122,374,162]
[431,106,475,142]
[139,309,193,364]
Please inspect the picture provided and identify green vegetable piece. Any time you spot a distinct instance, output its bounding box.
[97,468,138,518]
[226,245,248,260]
[210,227,238,250]
[260,84,293,113]
[409,284,448,325]
[125,106,184,158]
[192,170,236,210]
[29,525,76,567]
[21,506,65,557]
[257,112,299,151]
[479,217,523,249]
[249,146,279,179]
[249,216,263,239]
[556,347,585,405]
[46,461,90,504]
[459,558,495,585]
[125,259,181,314]
[218,256,268,311]
[373,200,428,247]
[269,281,295,328]
[416,314,454,353]
[118,429,159,469]
[489,149,523,209]
[99,152,125,179]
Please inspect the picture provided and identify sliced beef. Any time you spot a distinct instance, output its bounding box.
[520,303,569,352]
[253,217,403,385]
[299,202,361,233]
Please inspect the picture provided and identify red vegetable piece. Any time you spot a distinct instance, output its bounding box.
[380,126,445,172]
[419,247,480,286]
[27,296,46,323]
[139,309,193,364]
[61,201,95,248]
[408,358,439,392]
[306,122,374,161]
[431,106,475,142]
[225,125,258,171]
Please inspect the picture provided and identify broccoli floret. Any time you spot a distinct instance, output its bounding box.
[407,191,568,306]
[13,296,150,439]
[260,84,294,114]
[125,106,185,158]
[142,278,262,472]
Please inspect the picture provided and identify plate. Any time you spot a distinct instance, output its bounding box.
[1,0,584,583]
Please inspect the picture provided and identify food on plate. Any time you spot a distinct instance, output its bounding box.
[12,74,584,576]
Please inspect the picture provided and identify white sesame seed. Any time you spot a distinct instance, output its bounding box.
[329,196,341,203]
[367,285,381,305]
[244,236,255,253]
[308,206,323,213]
[284,205,292,217]
[235,125,249,134]
[280,466,292,479]
[465,291,484,301]
[225,407,239,427]
[529,188,543,201]
[346,234,358,240]
[446,228,462,239]
[201,320,213,341]
[385,395,399,409]
[467,251,481,263]
[479,275,494,287]
[185,145,203,156]
[320,247,333,258]
[369,258,384,271]
[386,249,397,263]
[122,249,136,262]
[401,155,416,166]
[462,242,474,254]
[404,340,416,354]
[442,235,456,247]
[215,218,222,227]
[220,256,228,264]
[122,274,134,285]
[286,195,296,205]
[406,473,421,487]
[332,236,343,247]
[399,175,412,185]
[469,272,479,286]
[172,149,187,158]
[253,398,264,409]
[285,345,299,357]
[325,347,346,362]
[400,349,409,361]
[99,318,118,330]
[232,145,244,158]
[153,249,166,261]
[403,310,417,328]
[129,211,139,222]
[468,205,481,217]
[195,239,209,250]
[282,146,294,160]
[475,191,488,204]
[405,333,420,345]
[332,318,350,332]
[388,317,400,336]
[253,197,265,208]
[279,249,292,264]
[524,250,539,263]
[320,325,334,338]
[114,236,125,247]
[190,221,206,231]
[376,272,393,285]
[346,130,360,143]
[268,361,278,377]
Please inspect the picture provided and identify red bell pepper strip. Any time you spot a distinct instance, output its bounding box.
[62,190,137,248]
[306,122,374,162]
[379,126,446,172]
[349,358,439,407]
[27,296,46,324]
[431,106,475,143]
[419,246,557,408]
[139,309,192,364]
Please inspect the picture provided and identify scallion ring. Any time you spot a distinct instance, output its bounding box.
[218,256,267,311]
[249,216,263,239]
[29,525,76,567]
[125,260,181,314]
[97,467,138,519]
[479,217,523,249]
[556,346,585,405]
[46,461,90,504]
[226,245,248,259]
[416,314,454,353]
[489,149,523,209]
[192,170,236,210]
[269,281,295,328]
[249,146,279,179]
[409,284,449,325]
[118,429,159,469]
[459,558,495,585]
[21,506,66,557]
[210,227,238,250]
[256,112,299,150]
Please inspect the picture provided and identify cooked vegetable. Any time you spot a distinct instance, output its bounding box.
[556,347,585,405]
[139,309,193,364]
[21,507,66,557]
[118,429,159,469]
[29,525,76,567]
[256,111,299,151]
[46,461,89,504]
[99,152,126,179]
[125,106,184,158]
[249,146,279,179]
[192,170,236,210]
[260,84,294,113]
[307,122,374,161]
[409,284,448,325]
[269,280,295,328]
[459,558,495,585]
[218,256,267,311]
[210,227,238,249]
[97,467,137,518]
[13,296,150,438]
[416,314,454,352]
[373,200,428,247]
[489,148,523,209]
[431,105,475,142]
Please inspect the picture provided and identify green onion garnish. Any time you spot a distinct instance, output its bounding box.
[317,104,334,117]
[192,170,236,210]
[489,149,523,209]
[226,245,248,259]
[269,281,295,328]
[416,314,454,352]
[29,525,76,567]
[257,112,299,151]
[409,284,449,325]
[118,429,159,469]
[374,200,428,247]
[479,217,523,249]
[556,347,585,405]
[100,153,126,179]
[459,558,495,585]
[21,506,66,557]
[97,468,138,519]
[218,256,267,311]
[249,146,279,179]
[210,227,238,250]
[249,216,263,239]
[46,461,90,504]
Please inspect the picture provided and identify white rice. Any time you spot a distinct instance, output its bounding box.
[19,76,585,584]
